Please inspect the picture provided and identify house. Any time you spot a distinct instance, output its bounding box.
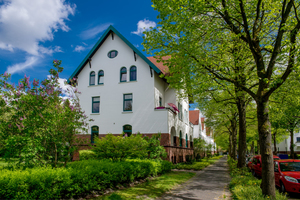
[68,25,193,163]
[272,132,300,155]
[189,108,216,154]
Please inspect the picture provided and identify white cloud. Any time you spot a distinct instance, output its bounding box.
[0,0,76,55]
[132,19,156,36]
[6,56,39,74]
[79,23,112,40]
[39,46,63,55]
[74,45,86,52]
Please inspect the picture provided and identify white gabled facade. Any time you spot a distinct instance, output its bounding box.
[69,26,194,163]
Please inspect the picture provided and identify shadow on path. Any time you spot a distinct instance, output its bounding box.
[157,156,231,200]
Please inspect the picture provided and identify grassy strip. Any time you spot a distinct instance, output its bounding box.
[174,155,223,170]
[96,171,196,200]
[228,157,287,200]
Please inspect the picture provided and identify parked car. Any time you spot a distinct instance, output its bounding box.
[249,155,280,177]
[274,159,300,194]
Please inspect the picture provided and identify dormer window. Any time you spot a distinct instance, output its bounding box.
[120,67,127,82]
[130,66,137,81]
[90,71,95,85]
[98,70,104,84]
[108,50,118,58]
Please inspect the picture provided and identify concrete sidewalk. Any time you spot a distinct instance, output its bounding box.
[157,156,232,200]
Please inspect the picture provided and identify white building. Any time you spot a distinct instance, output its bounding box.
[189,109,216,153]
[272,132,300,155]
[69,26,193,163]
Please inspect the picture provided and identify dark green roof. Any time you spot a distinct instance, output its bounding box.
[68,25,161,83]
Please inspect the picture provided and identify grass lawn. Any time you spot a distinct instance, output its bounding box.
[95,171,196,200]
[174,156,223,170]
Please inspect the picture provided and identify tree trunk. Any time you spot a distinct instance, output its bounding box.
[257,139,260,155]
[273,131,277,155]
[232,120,237,160]
[289,128,294,159]
[229,133,232,157]
[237,94,247,168]
[257,100,276,197]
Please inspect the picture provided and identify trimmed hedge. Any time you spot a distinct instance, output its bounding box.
[79,150,97,160]
[0,159,172,199]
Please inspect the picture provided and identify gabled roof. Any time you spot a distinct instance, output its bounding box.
[68,25,162,83]
[147,56,170,75]
[189,110,200,125]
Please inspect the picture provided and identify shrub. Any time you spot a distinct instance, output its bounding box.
[79,150,97,160]
[92,133,167,161]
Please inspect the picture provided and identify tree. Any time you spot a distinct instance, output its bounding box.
[270,73,300,157]
[143,0,300,197]
[0,60,88,167]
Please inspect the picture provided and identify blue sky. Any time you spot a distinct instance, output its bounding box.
[0,0,159,84]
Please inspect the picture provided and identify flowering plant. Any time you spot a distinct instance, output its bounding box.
[0,60,89,167]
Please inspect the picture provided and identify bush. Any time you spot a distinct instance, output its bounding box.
[92,133,167,161]
[79,150,96,160]
[174,161,211,170]
[0,159,172,199]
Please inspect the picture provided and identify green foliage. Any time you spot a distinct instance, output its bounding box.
[144,133,167,160]
[227,157,287,200]
[0,60,89,168]
[79,150,97,160]
[92,134,149,161]
[92,133,167,161]
[0,159,172,199]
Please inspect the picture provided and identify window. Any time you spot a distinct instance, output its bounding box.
[90,71,95,85]
[98,70,104,84]
[159,97,162,107]
[130,66,137,81]
[123,94,132,111]
[107,50,118,58]
[123,124,132,136]
[91,126,99,143]
[179,131,182,147]
[120,67,127,82]
[186,134,188,147]
[178,103,182,120]
[297,137,300,143]
[92,97,100,113]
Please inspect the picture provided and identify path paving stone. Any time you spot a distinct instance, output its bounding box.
[157,156,231,200]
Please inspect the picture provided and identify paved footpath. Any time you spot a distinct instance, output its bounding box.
[157,156,232,200]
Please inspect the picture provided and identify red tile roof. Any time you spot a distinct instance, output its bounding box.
[189,110,200,125]
[147,56,170,75]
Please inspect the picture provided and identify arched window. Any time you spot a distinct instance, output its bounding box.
[123,124,132,136]
[90,71,95,85]
[98,70,104,84]
[91,126,99,143]
[179,131,182,147]
[120,67,127,82]
[130,66,137,81]
[186,134,188,147]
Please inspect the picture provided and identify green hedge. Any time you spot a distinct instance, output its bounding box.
[79,150,97,160]
[0,159,172,199]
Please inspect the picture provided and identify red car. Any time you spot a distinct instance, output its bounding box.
[249,155,280,177]
[274,159,300,194]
